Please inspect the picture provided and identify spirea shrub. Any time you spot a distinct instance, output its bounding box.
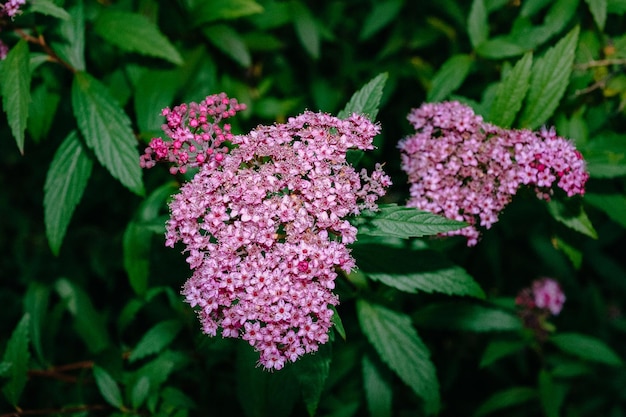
[143,95,391,370]
[398,101,589,246]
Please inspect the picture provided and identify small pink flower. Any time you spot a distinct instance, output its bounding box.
[532,278,566,316]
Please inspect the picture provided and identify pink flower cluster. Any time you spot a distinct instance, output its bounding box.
[152,101,390,370]
[398,101,589,246]
[0,0,26,18]
[140,92,246,175]
[516,277,566,316]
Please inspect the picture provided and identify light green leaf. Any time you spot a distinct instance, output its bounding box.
[72,71,144,195]
[489,52,533,127]
[413,302,522,332]
[29,0,71,19]
[1,314,30,407]
[479,340,526,368]
[550,332,623,366]
[192,0,264,25]
[362,355,393,417]
[0,39,31,154]
[93,366,124,408]
[468,0,489,48]
[585,0,607,29]
[519,26,579,129]
[353,243,485,298]
[131,376,150,409]
[94,10,183,65]
[474,387,537,417]
[338,72,388,120]
[330,305,346,341]
[204,25,252,67]
[293,343,332,417]
[44,131,93,255]
[55,279,111,353]
[50,1,85,71]
[476,37,528,59]
[357,204,466,239]
[129,320,183,363]
[357,300,440,415]
[359,0,404,41]
[24,283,50,365]
[547,200,598,239]
[585,193,626,228]
[427,54,473,102]
[291,2,320,59]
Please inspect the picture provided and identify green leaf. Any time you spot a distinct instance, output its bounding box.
[353,243,485,298]
[293,343,332,417]
[0,362,11,377]
[27,84,61,143]
[94,10,183,65]
[55,278,111,353]
[29,0,71,19]
[93,366,124,409]
[474,387,537,417]
[72,71,144,195]
[488,52,533,127]
[1,314,30,407]
[547,200,598,239]
[538,370,568,417]
[357,300,440,415]
[330,305,346,341]
[356,204,466,239]
[427,54,473,102]
[0,39,31,154]
[479,340,526,368]
[129,320,183,363]
[134,69,180,134]
[585,193,626,228]
[362,355,393,417]
[192,0,264,25]
[204,25,252,67]
[468,0,489,48]
[44,131,93,255]
[131,376,150,409]
[519,26,579,129]
[130,350,189,399]
[50,1,85,71]
[291,2,320,59]
[549,332,623,366]
[582,133,626,178]
[359,0,404,41]
[476,37,529,59]
[413,302,522,332]
[585,0,607,29]
[24,283,50,365]
[338,72,388,121]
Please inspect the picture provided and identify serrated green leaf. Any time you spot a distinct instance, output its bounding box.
[134,70,180,134]
[476,37,529,59]
[131,376,150,409]
[353,243,485,298]
[427,54,473,102]
[489,52,533,127]
[50,1,85,71]
[94,10,183,65]
[585,0,607,29]
[474,387,537,417]
[192,0,264,25]
[27,84,61,143]
[359,0,404,41]
[0,39,31,154]
[519,26,579,129]
[362,355,393,417]
[44,131,93,255]
[55,278,111,353]
[479,340,526,368]
[550,332,623,366]
[468,0,489,48]
[129,320,183,363]
[1,314,30,407]
[293,343,332,417]
[204,25,251,67]
[291,2,319,59]
[72,71,144,195]
[93,366,124,408]
[547,199,598,239]
[24,283,50,365]
[29,0,71,19]
[338,72,388,121]
[357,204,466,239]
[413,302,522,332]
[357,300,440,415]
[585,193,626,228]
